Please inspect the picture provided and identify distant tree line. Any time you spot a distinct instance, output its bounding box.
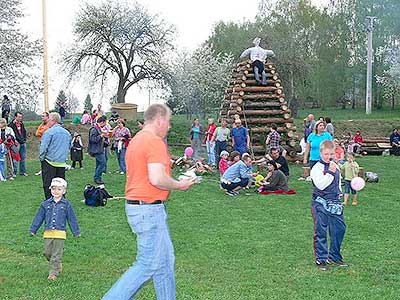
[207,0,400,110]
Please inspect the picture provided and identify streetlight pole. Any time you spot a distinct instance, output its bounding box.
[365,16,377,115]
[42,0,49,112]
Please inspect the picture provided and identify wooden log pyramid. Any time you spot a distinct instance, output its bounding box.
[219,59,298,157]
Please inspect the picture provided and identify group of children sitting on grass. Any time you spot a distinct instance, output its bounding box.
[219,149,291,196]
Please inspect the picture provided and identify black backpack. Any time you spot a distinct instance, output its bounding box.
[84,184,113,206]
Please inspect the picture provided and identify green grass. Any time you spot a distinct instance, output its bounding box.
[1,154,399,300]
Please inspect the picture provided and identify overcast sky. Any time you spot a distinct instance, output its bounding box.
[19,0,326,112]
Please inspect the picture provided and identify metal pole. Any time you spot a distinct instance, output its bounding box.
[365,16,376,115]
[148,89,151,108]
[42,0,49,112]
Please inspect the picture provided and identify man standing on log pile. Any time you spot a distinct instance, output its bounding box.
[240,37,275,86]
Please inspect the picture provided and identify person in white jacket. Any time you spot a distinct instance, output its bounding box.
[240,37,275,85]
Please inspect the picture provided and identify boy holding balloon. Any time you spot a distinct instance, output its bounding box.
[310,140,348,270]
[340,152,360,206]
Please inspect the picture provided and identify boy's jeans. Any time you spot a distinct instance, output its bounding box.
[13,143,26,175]
[206,140,216,165]
[103,203,175,300]
[311,201,346,262]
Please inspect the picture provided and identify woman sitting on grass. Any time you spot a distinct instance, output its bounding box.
[259,160,289,192]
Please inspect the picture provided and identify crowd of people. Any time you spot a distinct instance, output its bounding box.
[0,92,394,296]
[0,36,394,297]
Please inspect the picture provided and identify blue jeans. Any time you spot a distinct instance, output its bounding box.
[312,201,346,262]
[221,178,249,191]
[215,140,227,168]
[253,66,267,85]
[0,160,5,180]
[206,141,215,165]
[103,203,175,300]
[13,143,26,175]
[104,146,109,173]
[94,153,106,181]
[115,148,127,173]
[344,180,357,195]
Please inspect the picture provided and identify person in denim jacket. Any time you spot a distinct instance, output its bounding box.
[29,177,80,280]
[310,140,348,271]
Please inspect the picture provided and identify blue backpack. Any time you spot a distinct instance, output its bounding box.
[84,184,112,206]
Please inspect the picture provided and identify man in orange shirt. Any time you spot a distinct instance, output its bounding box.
[34,112,50,176]
[103,104,195,300]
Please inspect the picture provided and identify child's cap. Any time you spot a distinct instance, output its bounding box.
[220,150,229,157]
[73,132,80,137]
[50,177,67,188]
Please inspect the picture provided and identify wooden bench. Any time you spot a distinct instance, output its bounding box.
[377,143,392,149]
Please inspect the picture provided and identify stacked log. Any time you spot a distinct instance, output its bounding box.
[220,60,298,157]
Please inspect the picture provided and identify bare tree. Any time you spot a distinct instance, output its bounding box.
[63,1,175,103]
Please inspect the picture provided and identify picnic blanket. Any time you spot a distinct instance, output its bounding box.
[259,189,297,195]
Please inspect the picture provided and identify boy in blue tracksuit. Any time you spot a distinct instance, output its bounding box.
[29,177,80,280]
[310,140,348,270]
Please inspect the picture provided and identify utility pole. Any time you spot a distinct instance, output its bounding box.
[148,89,151,109]
[42,0,49,112]
[365,16,377,115]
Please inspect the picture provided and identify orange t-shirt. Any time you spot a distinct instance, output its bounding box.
[35,123,50,142]
[125,130,171,202]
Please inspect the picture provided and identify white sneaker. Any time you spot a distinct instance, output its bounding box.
[35,171,42,176]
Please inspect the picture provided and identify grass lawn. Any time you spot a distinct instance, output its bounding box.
[0,153,399,300]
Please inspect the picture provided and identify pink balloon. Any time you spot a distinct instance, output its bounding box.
[184,147,194,157]
[351,177,365,191]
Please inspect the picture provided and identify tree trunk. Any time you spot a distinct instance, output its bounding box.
[391,94,395,110]
[117,84,127,103]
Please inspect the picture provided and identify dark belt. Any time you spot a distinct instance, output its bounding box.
[126,200,163,205]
